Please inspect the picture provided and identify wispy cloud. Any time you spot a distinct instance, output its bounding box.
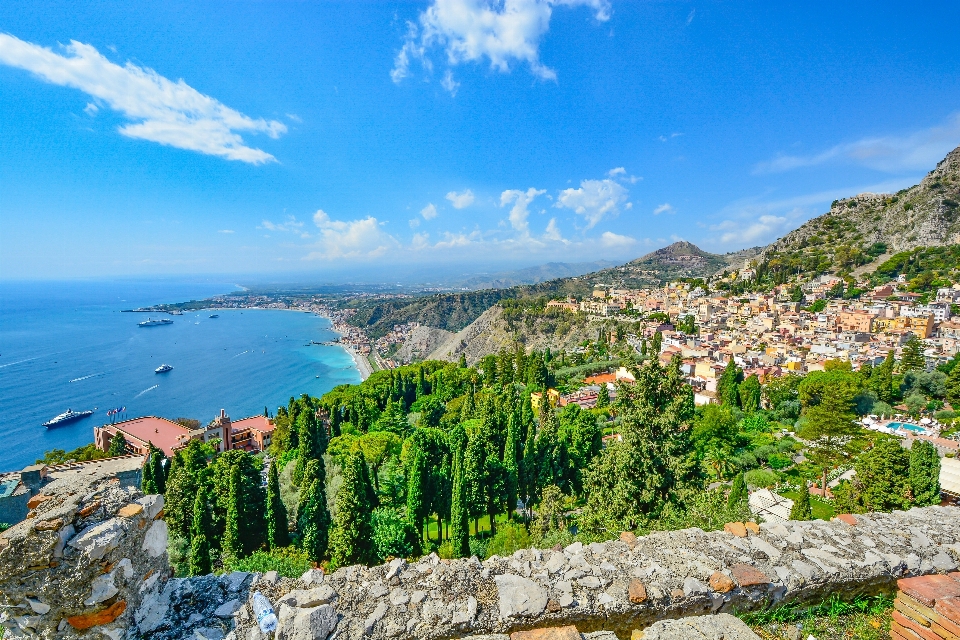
[600,231,636,248]
[445,189,475,209]
[391,0,611,85]
[218,229,235,234]
[0,33,286,163]
[500,187,546,235]
[421,203,439,220]
[754,113,960,174]
[305,210,398,260]
[653,203,674,215]
[259,216,307,236]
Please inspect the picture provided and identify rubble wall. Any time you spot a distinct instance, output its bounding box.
[0,473,168,639]
[2,462,960,640]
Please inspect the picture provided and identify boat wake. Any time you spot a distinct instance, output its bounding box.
[0,357,39,369]
[70,372,104,383]
[232,350,250,358]
[134,384,159,398]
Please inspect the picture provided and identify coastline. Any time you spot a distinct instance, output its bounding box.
[343,343,373,381]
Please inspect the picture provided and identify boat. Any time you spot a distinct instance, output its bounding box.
[155,364,173,373]
[43,408,94,428]
[209,314,219,318]
[138,318,173,327]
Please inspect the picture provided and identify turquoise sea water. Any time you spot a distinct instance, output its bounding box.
[0,280,360,472]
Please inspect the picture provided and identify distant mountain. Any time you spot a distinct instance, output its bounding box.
[453,260,615,290]
[582,241,761,288]
[761,145,960,273]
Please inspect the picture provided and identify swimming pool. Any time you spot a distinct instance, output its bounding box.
[888,422,927,433]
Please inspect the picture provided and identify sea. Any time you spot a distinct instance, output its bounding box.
[0,279,361,472]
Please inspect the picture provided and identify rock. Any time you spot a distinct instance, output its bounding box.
[683,577,709,597]
[557,592,574,608]
[385,557,406,581]
[744,522,760,534]
[724,522,748,538]
[53,524,75,558]
[84,572,119,605]
[27,494,52,510]
[510,625,581,639]
[262,571,279,585]
[578,576,602,589]
[118,504,145,518]
[67,600,127,630]
[363,602,389,635]
[142,520,168,557]
[452,596,478,624]
[731,564,772,588]
[834,514,857,526]
[300,568,325,587]
[214,599,242,618]
[749,536,782,561]
[276,603,338,640]
[25,598,50,615]
[546,553,566,574]
[137,494,165,519]
[69,518,126,560]
[628,579,647,603]
[494,574,549,619]
[224,571,252,592]
[640,613,761,639]
[195,627,226,640]
[276,586,338,608]
[620,531,639,548]
[597,593,615,606]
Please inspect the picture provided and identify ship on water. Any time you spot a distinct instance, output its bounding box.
[155,364,173,373]
[209,314,219,318]
[138,318,173,327]
[43,408,94,428]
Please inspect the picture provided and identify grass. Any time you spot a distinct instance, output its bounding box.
[423,513,507,542]
[740,593,893,640]
[780,490,836,520]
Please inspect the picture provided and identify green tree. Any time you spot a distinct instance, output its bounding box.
[738,375,761,414]
[298,459,331,563]
[222,465,243,565]
[651,331,663,355]
[798,370,865,495]
[448,425,470,558]
[371,507,421,561]
[163,441,210,540]
[596,383,610,408]
[789,483,812,520]
[150,446,166,494]
[405,446,428,536]
[328,451,376,569]
[581,358,702,532]
[909,440,941,507]
[693,405,739,453]
[870,352,896,403]
[190,479,213,576]
[209,451,268,557]
[503,414,520,521]
[141,452,157,495]
[946,361,960,408]
[266,460,289,549]
[836,437,911,513]
[463,426,488,532]
[107,432,128,457]
[717,359,743,408]
[727,472,747,509]
[900,336,926,373]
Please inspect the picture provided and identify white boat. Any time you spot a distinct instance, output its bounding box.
[43,408,94,428]
[155,364,173,373]
[139,318,173,327]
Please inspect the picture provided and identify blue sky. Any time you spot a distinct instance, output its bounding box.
[2,1,960,280]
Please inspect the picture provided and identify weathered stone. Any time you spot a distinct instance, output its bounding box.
[683,577,709,597]
[34,517,63,531]
[277,586,338,608]
[141,520,168,558]
[628,579,647,603]
[724,522,747,537]
[85,572,120,605]
[452,596,478,625]
[118,503,144,518]
[731,564,771,587]
[27,494,52,510]
[709,572,735,593]
[510,625,581,640]
[364,602,390,635]
[195,627,226,640]
[495,574,549,619]
[79,501,102,517]
[69,518,126,560]
[578,576,602,589]
[300,568,325,587]
[744,522,760,535]
[639,613,760,639]
[67,600,127,630]
[137,494,165,520]
[620,531,639,548]
[26,597,50,615]
[214,599,242,618]
[835,514,858,526]
[275,603,338,640]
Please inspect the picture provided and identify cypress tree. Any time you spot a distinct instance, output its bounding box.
[449,426,470,558]
[266,459,289,549]
[150,447,166,494]
[293,411,320,486]
[900,336,926,373]
[190,480,213,576]
[222,465,242,565]
[718,359,743,408]
[416,367,426,398]
[519,419,537,515]
[463,428,487,533]
[739,375,761,414]
[596,383,610,408]
[107,432,128,457]
[503,414,519,520]
[141,451,157,494]
[459,353,467,368]
[727,472,747,509]
[298,459,331,562]
[328,451,375,569]
[406,447,428,535]
[946,362,960,408]
[789,483,812,520]
[909,440,941,507]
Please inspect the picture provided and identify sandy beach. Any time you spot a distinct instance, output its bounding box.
[345,344,373,381]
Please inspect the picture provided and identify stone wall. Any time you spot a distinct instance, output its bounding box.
[0,471,167,638]
[2,462,959,640]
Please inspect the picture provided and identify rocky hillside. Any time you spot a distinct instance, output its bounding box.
[762,145,960,272]
[585,241,759,288]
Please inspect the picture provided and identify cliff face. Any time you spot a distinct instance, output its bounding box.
[765,145,960,261]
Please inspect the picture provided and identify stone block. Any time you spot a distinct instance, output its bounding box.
[495,574,549,619]
[141,520,168,558]
[510,625,581,640]
[639,613,760,639]
[724,522,747,537]
[118,503,144,518]
[898,575,960,607]
[834,513,857,526]
[709,572,734,593]
[731,564,771,587]
[137,494,165,520]
[744,522,760,534]
[935,596,960,627]
[27,494,52,510]
[620,531,638,548]
[67,600,127,630]
[628,579,647,603]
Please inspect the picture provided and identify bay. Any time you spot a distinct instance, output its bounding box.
[0,279,360,472]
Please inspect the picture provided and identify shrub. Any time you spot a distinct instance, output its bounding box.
[744,469,779,488]
[767,453,793,470]
[468,537,488,559]
[370,508,421,561]
[485,521,531,559]
[226,546,312,578]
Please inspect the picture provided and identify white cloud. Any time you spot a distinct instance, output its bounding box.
[543,218,565,242]
[686,9,696,25]
[713,215,788,244]
[409,218,421,228]
[441,69,460,96]
[500,187,546,234]
[84,101,98,115]
[218,229,235,234]
[653,203,674,215]
[445,188,475,209]
[555,178,629,228]
[600,231,636,247]
[305,209,398,260]
[392,0,611,84]
[754,112,960,174]
[259,216,306,236]
[421,203,438,220]
[607,167,626,177]
[411,232,431,250]
[0,33,286,163]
